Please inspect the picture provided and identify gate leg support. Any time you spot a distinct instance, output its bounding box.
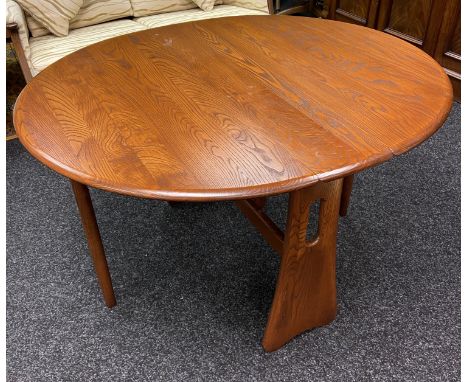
[262,178,343,351]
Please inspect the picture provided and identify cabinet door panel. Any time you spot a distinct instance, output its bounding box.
[434,0,460,100]
[441,14,460,72]
[376,0,436,49]
[327,0,379,27]
[386,0,432,41]
[337,0,369,20]
[449,17,461,55]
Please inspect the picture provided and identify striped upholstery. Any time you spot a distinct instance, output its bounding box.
[130,0,197,17]
[26,0,134,37]
[223,0,269,12]
[17,0,83,37]
[134,5,267,28]
[29,19,146,76]
[192,0,216,11]
[27,5,269,76]
[25,14,50,37]
[6,0,31,63]
[70,0,133,29]
[130,0,223,17]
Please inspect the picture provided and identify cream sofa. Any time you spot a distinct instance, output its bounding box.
[6,0,273,82]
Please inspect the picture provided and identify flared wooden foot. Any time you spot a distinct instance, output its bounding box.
[262,179,343,352]
[70,180,116,308]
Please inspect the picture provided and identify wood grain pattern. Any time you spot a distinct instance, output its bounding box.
[262,178,343,351]
[14,16,452,201]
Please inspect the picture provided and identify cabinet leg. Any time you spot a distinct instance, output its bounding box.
[262,179,343,352]
[70,180,116,308]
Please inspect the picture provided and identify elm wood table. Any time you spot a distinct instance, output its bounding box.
[14,16,452,352]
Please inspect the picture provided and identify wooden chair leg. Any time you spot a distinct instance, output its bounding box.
[70,180,116,308]
[262,178,343,352]
[339,174,354,217]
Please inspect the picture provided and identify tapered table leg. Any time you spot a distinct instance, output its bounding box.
[70,180,116,308]
[262,178,343,352]
[339,174,354,217]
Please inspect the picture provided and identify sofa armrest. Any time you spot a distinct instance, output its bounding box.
[6,0,33,82]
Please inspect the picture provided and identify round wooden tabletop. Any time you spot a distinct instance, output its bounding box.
[14,16,453,201]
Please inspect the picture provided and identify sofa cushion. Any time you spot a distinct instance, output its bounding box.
[28,5,268,77]
[29,19,147,76]
[70,0,133,28]
[192,0,216,12]
[130,0,197,17]
[26,0,134,37]
[134,5,267,29]
[17,0,83,37]
[25,14,51,38]
[222,0,269,12]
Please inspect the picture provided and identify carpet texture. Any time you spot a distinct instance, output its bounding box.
[7,103,460,381]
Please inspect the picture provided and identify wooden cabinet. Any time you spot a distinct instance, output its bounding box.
[432,0,461,100]
[322,0,461,101]
[327,0,380,27]
[376,0,441,53]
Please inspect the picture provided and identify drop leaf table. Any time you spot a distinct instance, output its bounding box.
[14,16,452,351]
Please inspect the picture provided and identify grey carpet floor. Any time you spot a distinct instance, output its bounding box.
[7,103,460,382]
